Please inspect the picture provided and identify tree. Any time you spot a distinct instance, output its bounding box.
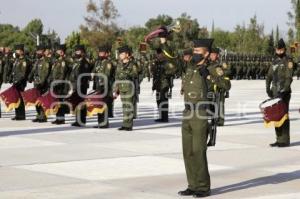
[275,25,280,44]
[266,30,275,55]
[211,20,215,38]
[145,15,173,31]
[80,0,120,49]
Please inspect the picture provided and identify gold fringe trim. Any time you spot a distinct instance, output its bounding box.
[0,96,21,112]
[264,114,289,128]
[6,99,21,112]
[44,105,60,117]
[86,107,106,117]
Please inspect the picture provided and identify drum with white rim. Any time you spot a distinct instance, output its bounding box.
[259,98,288,127]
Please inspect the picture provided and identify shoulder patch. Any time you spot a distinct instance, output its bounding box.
[62,61,66,67]
[168,63,175,69]
[22,61,27,67]
[107,63,112,70]
[288,62,293,69]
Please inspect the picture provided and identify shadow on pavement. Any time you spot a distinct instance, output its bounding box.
[212,170,300,195]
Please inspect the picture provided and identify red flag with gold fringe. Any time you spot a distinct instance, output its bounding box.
[36,91,59,117]
[85,91,106,117]
[0,86,21,111]
[21,88,41,107]
[65,92,82,113]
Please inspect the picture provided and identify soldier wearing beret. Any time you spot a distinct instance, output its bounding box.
[113,45,138,131]
[69,45,92,127]
[267,38,294,147]
[92,44,115,128]
[179,39,213,198]
[28,45,52,123]
[49,44,70,124]
[209,47,231,127]
[11,44,30,120]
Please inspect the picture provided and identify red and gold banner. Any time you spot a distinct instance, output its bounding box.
[36,91,59,117]
[65,92,82,113]
[21,88,41,107]
[0,86,21,111]
[85,91,106,117]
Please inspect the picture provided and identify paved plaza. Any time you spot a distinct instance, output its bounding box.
[0,79,300,199]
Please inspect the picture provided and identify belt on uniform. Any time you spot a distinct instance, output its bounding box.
[184,103,208,111]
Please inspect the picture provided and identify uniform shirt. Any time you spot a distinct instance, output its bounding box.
[114,60,138,94]
[12,56,29,86]
[29,57,51,88]
[266,56,293,95]
[48,56,70,95]
[92,57,114,94]
[151,60,176,91]
[69,57,91,92]
[182,64,208,104]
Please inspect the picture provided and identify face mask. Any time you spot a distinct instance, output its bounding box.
[15,53,20,59]
[192,54,205,64]
[75,54,82,59]
[36,54,43,59]
[99,56,107,60]
[276,53,286,58]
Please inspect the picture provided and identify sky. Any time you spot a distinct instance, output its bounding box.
[0,0,292,41]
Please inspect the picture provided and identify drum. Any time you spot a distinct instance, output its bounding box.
[259,98,288,128]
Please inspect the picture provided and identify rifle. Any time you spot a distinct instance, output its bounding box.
[207,90,221,147]
[167,75,174,99]
[134,77,140,103]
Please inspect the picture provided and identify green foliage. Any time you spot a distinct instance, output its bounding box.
[0,19,60,52]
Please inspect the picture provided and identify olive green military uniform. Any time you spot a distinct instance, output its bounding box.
[132,57,143,119]
[266,55,293,145]
[114,60,138,129]
[48,56,70,123]
[92,57,114,127]
[139,52,151,82]
[181,63,211,193]
[28,56,51,121]
[69,56,91,126]
[208,61,231,126]
[2,52,14,84]
[152,59,176,122]
[12,56,30,120]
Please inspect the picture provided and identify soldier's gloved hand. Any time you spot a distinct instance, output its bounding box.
[267,90,273,98]
[199,67,209,79]
[277,92,287,99]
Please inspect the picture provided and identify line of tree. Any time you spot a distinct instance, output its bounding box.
[0,0,297,56]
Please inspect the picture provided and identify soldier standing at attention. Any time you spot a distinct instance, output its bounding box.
[266,39,293,148]
[92,45,114,128]
[114,45,138,131]
[11,44,30,120]
[49,44,70,125]
[209,48,231,126]
[28,45,51,123]
[150,31,177,123]
[69,45,92,127]
[178,39,214,198]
